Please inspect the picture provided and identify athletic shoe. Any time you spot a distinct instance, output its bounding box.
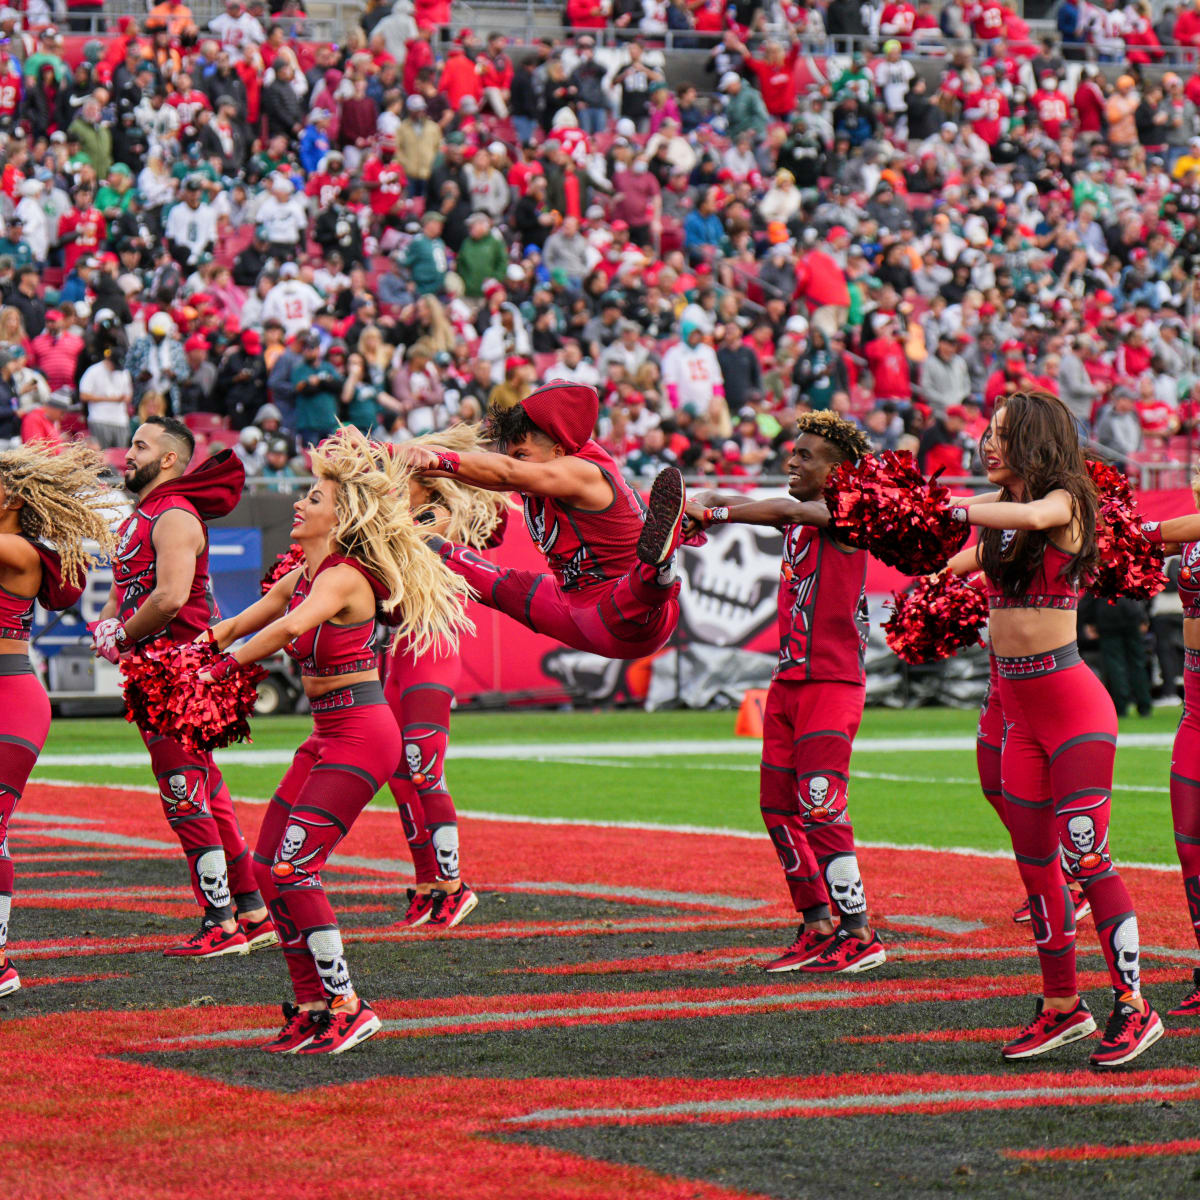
[296,995,382,1055]
[1012,899,1031,924]
[1168,969,1200,1019]
[1090,996,1164,1069]
[262,1003,323,1054]
[797,928,887,974]
[762,927,834,973]
[1001,998,1096,1060]
[239,914,279,951]
[1013,893,1090,925]
[163,921,250,958]
[0,959,19,998]
[400,888,436,928]
[636,467,685,567]
[426,884,479,929]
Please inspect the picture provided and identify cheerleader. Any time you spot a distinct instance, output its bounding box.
[0,442,114,996]
[199,430,470,1054]
[943,392,1162,1067]
[1135,472,1200,1018]
[386,425,510,930]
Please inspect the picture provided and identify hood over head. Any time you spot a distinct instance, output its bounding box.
[520,381,599,454]
[150,448,245,520]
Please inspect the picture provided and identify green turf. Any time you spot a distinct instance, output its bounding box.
[32,706,1185,865]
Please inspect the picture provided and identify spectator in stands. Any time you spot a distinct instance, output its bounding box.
[291,330,344,447]
[7,265,45,337]
[78,343,134,450]
[920,332,972,415]
[19,386,72,448]
[127,312,188,414]
[1094,385,1144,465]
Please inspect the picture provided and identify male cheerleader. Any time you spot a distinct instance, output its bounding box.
[688,411,886,973]
[93,418,274,957]
[398,382,685,660]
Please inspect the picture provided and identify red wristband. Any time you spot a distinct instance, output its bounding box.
[207,653,242,682]
[1140,521,1164,544]
[434,451,461,474]
[704,507,730,524]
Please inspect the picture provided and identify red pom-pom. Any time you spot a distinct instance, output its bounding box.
[121,640,265,753]
[261,544,305,594]
[884,569,989,664]
[823,451,970,574]
[1085,460,1166,601]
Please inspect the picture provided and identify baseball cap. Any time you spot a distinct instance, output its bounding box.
[718,71,741,91]
[279,262,299,278]
[945,405,969,420]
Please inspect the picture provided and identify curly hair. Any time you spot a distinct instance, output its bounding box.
[794,410,871,464]
[409,423,514,550]
[484,402,549,451]
[308,428,474,657]
[0,440,117,588]
[978,391,1097,597]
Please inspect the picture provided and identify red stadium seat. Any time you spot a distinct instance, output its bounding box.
[183,412,229,434]
[204,429,240,450]
[103,447,127,472]
[533,352,559,379]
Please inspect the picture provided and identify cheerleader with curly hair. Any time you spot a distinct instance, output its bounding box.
[200,428,472,1054]
[0,441,115,997]
[385,424,511,931]
[686,411,887,977]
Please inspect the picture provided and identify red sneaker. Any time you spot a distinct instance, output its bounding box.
[239,914,279,951]
[1090,996,1164,1069]
[426,884,479,929]
[1168,969,1200,1019]
[1012,899,1031,924]
[636,467,685,567]
[763,928,834,973]
[401,888,437,928]
[1072,891,1091,923]
[0,958,19,998]
[797,929,887,974]
[296,995,382,1055]
[164,921,250,958]
[262,1003,323,1054]
[1001,999,1096,1060]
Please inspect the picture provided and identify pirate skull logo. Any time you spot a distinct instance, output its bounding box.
[523,497,559,554]
[163,772,201,814]
[404,739,440,789]
[279,823,307,861]
[307,928,352,996]
[431,824,460,880]
[194,849,230,909]
[825,854,867,916]
[1067,815,1095,854]
[1060,810,1108,873]
[677,521,782,646]
[115,518,139,561]
[1109,914,1140,991]
[801,775,836,821]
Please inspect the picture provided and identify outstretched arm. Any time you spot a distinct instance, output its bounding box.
[950,489,1074,532]
[396,444,611,508]
[201,568,301,651]
[945,542,982,577]
[685,494,830,531]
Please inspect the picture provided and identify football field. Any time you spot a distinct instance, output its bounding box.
[6,705,1200,1199]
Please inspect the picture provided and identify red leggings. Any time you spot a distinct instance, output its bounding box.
[437,540,680,660]
[385,637,460,885]
[253,682,401,1005]
[759,678,870,930]
[0,661,51,956]
[998,644,1141,999]
[976,653,1005,823]
[1171,649,1200,951]
[141,727,260,922]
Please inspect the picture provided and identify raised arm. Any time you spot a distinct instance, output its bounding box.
[686,493,830,532]
[951,489,1074,532]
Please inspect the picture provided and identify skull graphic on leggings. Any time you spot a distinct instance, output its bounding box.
[307,927,353,997]
[194,849,230,909]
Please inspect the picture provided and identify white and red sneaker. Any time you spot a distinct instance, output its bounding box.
[1013,892,1089,925]
[1001,999,1096,1060]
[297,995,382,1055]
[0,958,19,998]
[1168,969,1200,1019]
[164,921,250,958]
[797,928,887,974]
[762,927,833,973]
[426,884,479,929]
[400,888,437,928]
[239,914,279,951]
[1090,995,1164,1069]
[636,467,685,568]
[262,1003,323,1054]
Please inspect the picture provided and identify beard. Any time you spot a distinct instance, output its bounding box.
[124,460,161,494]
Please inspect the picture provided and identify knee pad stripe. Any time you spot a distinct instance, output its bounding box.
[312,762,381,789]
[977,740,1001,755]
[1093,908,1136,934]
[251,851,273,865]
[1049,732,1117,763]
[1076,869,1118,890]
[1170,770,1200,789]
[1056,787,1112,806]
[797,769,848,783]
[402,722,450,737]
[155,765,207,781]
[1002,789,1051,809]
[523,575,542,622]
[760,761,795,776]
[1037,943,1076,959]
[1175,831,1200,846]
[794,728,853,745]
[0,782,20,800]
[289,803,350,836]
[1016,850,1060,867]
[0,733,40,754]
[398,683,455,701]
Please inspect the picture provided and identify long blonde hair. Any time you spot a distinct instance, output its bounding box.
[410,423,513,550]
[0,440,117,587]
[308,427,473,656]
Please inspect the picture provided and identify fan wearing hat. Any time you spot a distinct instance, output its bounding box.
[127,312,188,414]
[397,381,687,660]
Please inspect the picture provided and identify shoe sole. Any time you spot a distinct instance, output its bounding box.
[636,469,685,566]
[264,1032,318,1054]
[1001,1015,1098,1061]
[800,948,888,975]
[300,1014,383,1055]
[164,941,251,959]
[763,953,827,973]
[429,889,479,930]
[1012,909,1031,924]
[1073,899,1092,921]
[402,906,435,928]
[245,931,280,951]
[0,976,20,998]
[1090,1014,1165,1068]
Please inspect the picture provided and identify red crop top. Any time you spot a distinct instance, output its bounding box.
[983,539,1080,611]
[0,581,35,642]
[283,553,386,678]
[1179,542,1200,618]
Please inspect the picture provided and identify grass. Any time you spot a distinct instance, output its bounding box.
[34,705,1185,865]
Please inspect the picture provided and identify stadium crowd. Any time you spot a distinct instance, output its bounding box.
[0,1,1199,489]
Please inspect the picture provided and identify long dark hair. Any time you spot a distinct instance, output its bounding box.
[978,391,1098,596]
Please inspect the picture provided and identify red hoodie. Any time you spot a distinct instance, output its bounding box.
[745,47,800,117]
[439,49,482,108]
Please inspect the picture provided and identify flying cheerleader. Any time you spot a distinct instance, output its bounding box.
[198,428,472,1055]
[384,423,511,931]
[0,441,115,997]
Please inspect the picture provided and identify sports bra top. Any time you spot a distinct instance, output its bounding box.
[0,580,34,642]
[983,539,1080,611]
[1179,542,1200,618]
[283,553,385,678]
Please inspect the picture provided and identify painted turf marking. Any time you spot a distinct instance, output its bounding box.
[502,1081,1200,1126]
[1003,1138,1200,1162]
